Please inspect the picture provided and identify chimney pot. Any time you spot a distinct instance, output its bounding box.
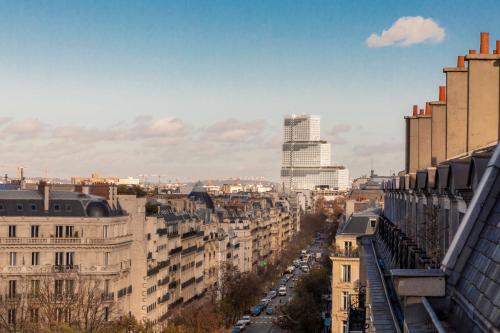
[457,55,465,68]
[480,32,489,54]
[412,105,418,116]
[425,102,431,115]
[496,40,500,54]
[439,86,446,102]
[468,49,477,55]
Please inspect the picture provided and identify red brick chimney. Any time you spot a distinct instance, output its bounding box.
[468,49,477,55]
[412,105,418,116]
[495,40,500,54]
[480,32,489,54]
[457,55,465,68]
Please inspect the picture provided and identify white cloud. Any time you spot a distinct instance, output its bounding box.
[366,16,445,48]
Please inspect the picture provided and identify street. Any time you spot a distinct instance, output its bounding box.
[244,233,328,333]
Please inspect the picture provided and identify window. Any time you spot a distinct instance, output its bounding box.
[55,225,64,238]
[30,308,39,323]
[9,252,17,266]
[16,204,23,212]
[8,225,16,238]
[65,204,72,212]
[104,306,109,322]
[342,265,351,283]
[104,279,110,295]
[55,280,63,297]
[31,252,40,266]
[104,252,110,266]
[0,203,4,211]
[341,291,349,311]
[55,252,64,266]
[31,203,37,211]
[370,219,376,228]
[65,226,74,238]
[66,252,74,267]
[8,280,16,298]
[54,204,61,212]
[30,280,40,297]
[103,225,109,239]
[344,241,352,254]
[8,309,16,325]
[31,225,39,238]
[65,280,74,296]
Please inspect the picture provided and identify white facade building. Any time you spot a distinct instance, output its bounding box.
[281,115,349,191]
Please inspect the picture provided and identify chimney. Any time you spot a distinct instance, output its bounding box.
[439,86,446,102]
[457,55,465,68]
[480,32,489,54]
[425,102,431,115]
[412,105,418,116]
[38,181,50,212]
[468,49,477,55]
[419,109,424,115]
[495,40,500,54]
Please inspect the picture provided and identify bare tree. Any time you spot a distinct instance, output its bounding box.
[0,275,117,333]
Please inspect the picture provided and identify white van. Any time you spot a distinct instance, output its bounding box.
[278,286,287,296]
[301,265,310,273]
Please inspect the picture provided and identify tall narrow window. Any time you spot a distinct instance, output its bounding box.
[342,321,348,333]
[31,252,40,266]
[55,252,64,266]
[104,252,110,266]
[8,225,16,238]
[344,241,352,254]
[103,225,109,239]
[31,225,39,238]
[9,252,17,266]
[30,308,39,323]
[65,226,74,238]
[341,291,349,311]
[65,279,75,296]
[55,280,63,297]
[30,280,40,297]
[342,265,351,283]
[8,309,16,325]
[66,252,74,268]
[8,280,16,298]
[55,226,64,238]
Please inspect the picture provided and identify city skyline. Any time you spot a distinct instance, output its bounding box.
[1,1,500,180]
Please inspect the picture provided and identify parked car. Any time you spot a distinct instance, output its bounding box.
[278,286,287,296]
[266,307,274,315]
[235,320,248,330]
[231,326,243,333]
[261,298,271,306]
[240,316,251,326]
[267,290,277,299]
[251,304,264,316]
[301,265,310,273]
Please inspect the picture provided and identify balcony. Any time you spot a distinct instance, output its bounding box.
[101,292,114,302]
[0,235,132,246]
[331,247,359,258]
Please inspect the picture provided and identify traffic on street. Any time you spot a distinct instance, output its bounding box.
[230,231,330,333]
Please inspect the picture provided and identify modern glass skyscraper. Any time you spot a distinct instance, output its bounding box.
[281,114,349,191]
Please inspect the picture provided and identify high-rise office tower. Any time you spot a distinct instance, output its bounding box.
[281,115,349,191]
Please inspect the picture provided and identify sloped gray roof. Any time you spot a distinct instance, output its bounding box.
[442,143,500,331]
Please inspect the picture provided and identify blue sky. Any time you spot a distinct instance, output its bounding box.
[1,0,499,181]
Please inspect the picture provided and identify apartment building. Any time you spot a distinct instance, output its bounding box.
[330,213,378,333]
[378,32,499,332]
[0,183,135,327]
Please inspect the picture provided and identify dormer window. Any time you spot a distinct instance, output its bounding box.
[31,204,37,211]
[17,204,23,212]
[54,204,61,212]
